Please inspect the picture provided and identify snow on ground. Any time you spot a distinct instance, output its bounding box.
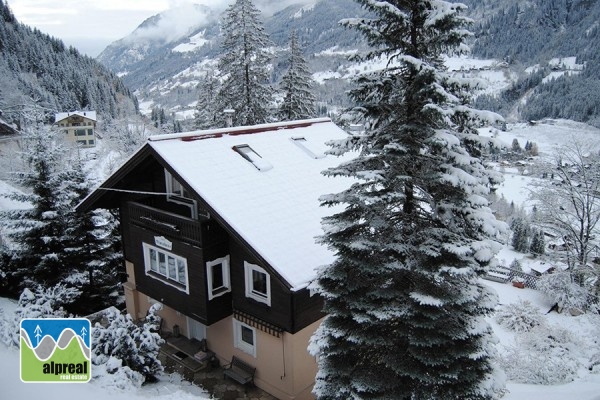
[498,119,600,156]
[483,280,600,400]
[0,297,210,399]
[172,31,209,53]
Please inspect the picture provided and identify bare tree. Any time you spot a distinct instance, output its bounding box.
[532,141,600,287]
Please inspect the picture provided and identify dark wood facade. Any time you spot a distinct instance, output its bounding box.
[80,146,324,334]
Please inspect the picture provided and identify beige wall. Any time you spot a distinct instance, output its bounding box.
[123,259,320,400]
[207,316,321,400]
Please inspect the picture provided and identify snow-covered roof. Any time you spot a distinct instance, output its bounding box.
[54,111,97,123]
[148,118,355,290]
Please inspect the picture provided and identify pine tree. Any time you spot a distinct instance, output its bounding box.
[92,304,164,381]
[279,30,317,121]
[216,0,274,126]
[310,2,506,399]
[194,70,220,129]
[2,125,69,294]
[510,215,531,253]
[529,228,545,257]
[60,156,124,315]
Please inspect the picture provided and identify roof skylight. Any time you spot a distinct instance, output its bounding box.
[233,144,273,171]
[291,136,326,159]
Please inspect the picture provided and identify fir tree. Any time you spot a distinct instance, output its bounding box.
[2,125,69,294]
[215,0,274,126]
[529,228,545,258]
[310,2,506,399]
[194,70,220,130]
[60,156,124,315]
[510,216,531,253]
[92,304,164,381]
[279,30,317,121]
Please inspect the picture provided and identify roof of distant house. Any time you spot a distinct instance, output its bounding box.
[54,111,97,123]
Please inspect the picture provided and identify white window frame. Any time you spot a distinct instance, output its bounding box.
[233,319,257,357]
[206,255,231,300]
[142,243,189,294]
[244,261,271,306]
[164,169,198,219]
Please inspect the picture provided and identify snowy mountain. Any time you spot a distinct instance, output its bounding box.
[97,0,366,119]
[95,0,600,128]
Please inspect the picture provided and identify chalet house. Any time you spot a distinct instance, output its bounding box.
[78,118,355,400]
[54,111,97,147]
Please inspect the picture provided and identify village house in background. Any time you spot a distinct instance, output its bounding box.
[54,111,97,147]
[78,117,356,400]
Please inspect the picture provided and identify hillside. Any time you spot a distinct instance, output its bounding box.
[0,1,138,128]
[465,0,600,127]
[97,0,366,120]
[95,0,600,128]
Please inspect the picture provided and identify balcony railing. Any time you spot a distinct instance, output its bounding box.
[128,201,203,246]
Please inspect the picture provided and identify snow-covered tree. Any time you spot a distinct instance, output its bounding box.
[216,0,274,126]
[279,30,317,121]
[495,299,545,333]
[529,228,545,257]
[1,125,69,295]
[532,142,600,287]
[310,1,506,399]
[92,303,164,381]
[510,215,531,253]
[537,271,591,313]
[60,156,124,315]
[0,284,80,348]
[194,69,220,129]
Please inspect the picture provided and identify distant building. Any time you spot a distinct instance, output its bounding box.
[54,111,97,147]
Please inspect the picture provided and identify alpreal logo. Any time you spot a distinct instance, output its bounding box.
[20,318,91,383]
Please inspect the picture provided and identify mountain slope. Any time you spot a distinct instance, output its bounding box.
[466,0,600,126]
[0,1,138,128]
[97,0,366,119]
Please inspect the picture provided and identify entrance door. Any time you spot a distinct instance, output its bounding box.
[187,317,206,341]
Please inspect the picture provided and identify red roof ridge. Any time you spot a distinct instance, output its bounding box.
[148,117,332,143]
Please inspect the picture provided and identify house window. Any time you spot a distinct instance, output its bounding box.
[143,243,188,293]
[87,129,93,135]
[233,319,256,357]
[164,170,198,219]
[206,255,231,300]
[75,129,86,136]
[76,140,86,146]
[165,170,190,198]
[244,261,271,306]
[232,145,273,171]
[88,140,95,145]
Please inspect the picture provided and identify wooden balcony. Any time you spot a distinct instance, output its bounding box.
[128,201,203,246]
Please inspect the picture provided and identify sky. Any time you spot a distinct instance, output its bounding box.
[4,0,306,58]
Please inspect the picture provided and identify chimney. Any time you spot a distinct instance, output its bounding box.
[223,109,235,128]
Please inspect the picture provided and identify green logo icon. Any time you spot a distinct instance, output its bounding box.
[20,318,91,383]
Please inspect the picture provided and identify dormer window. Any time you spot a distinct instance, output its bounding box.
[291,136,326,159]
[164,169,198,219]
[233,145,273,171]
